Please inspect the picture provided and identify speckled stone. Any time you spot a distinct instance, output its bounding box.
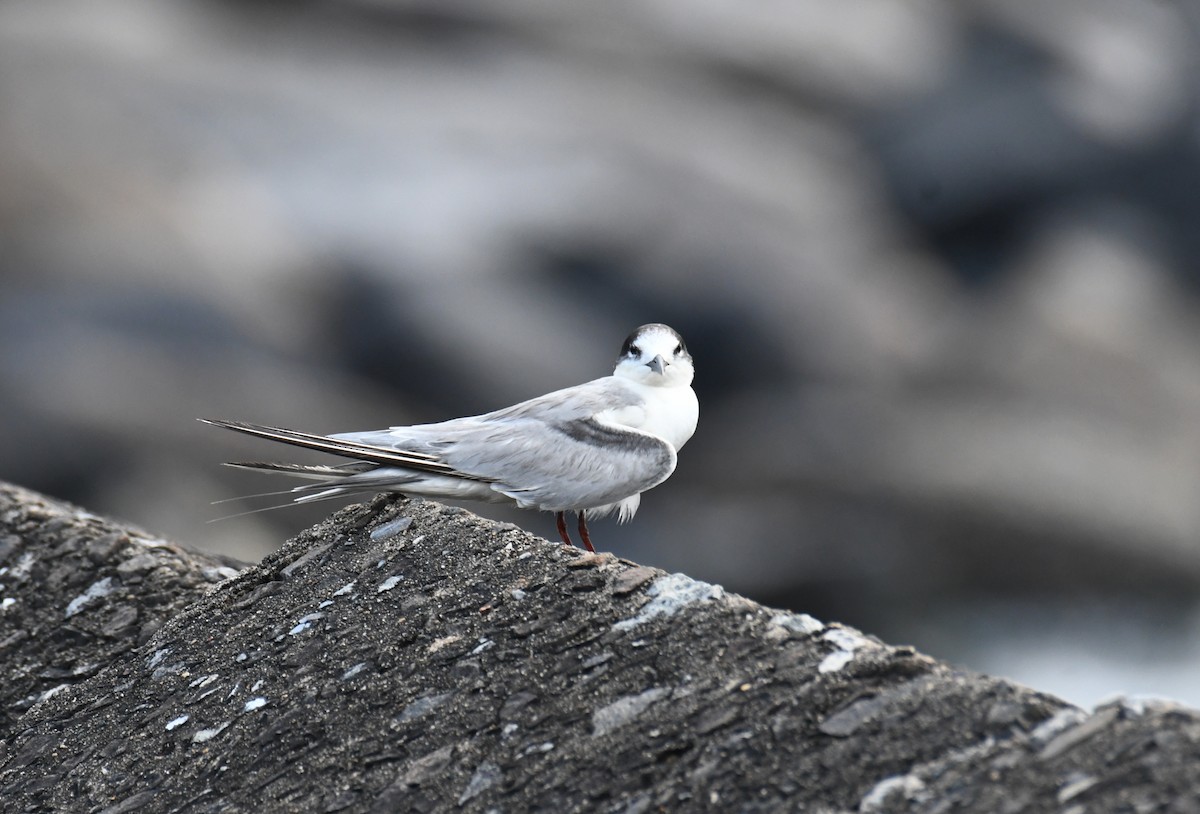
[1,483,1198,812]
[0,482,245,738]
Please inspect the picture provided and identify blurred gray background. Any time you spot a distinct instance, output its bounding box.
[4,0,1200,707]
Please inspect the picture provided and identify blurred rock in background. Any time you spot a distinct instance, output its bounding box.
[3,0,1200,706]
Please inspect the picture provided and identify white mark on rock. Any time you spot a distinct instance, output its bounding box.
[147,648,170,669]
[1,597,16,611]
[824,628,867,650]
[65,576,114,618]
[288,613,324,636]
[1113,695,1173,717]
[768,611,825,636]
[377,575,404,593]
[165,714,189,731]
[860,773,925,811]
[342,663,369,680]
[510,589,527,601]
[592,687,670,737]
[333,581,356,597]
[152,661,187,680]
[613,573,724,631]
[192,722,230,743]
[318,600,333,609]
[11,552,36,580]
[818,628,870,674]
[470,638,495,655]
[522,741,555,756]
[37,684,69,703]
[244,697,268,712]
[1030,707,1090,747]
[1038,705,1120,759]
[188,674,219,689]
[1058,774,1098,803]
[370,516,413,541]
[582,652,614,670]
[457,761,501,804]
[134,536,172,549]
[819,650,855,674]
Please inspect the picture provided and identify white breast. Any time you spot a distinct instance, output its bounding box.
[597,383,698,451]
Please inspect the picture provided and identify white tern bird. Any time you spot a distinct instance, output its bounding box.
[201,323,698,551]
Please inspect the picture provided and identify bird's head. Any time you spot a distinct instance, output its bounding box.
[613,323,694,387]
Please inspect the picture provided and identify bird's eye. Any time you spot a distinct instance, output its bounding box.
[628,344,641,357]
[673,343,684,355]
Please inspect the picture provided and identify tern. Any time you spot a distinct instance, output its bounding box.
[201,324,698,551]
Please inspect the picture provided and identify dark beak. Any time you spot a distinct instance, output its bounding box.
[646,355,667,374]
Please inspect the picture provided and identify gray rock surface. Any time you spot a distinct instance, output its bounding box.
[2,482,1198,812]
[0,482,242,739]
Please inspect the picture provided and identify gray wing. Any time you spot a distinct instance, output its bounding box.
[337,378,677,511]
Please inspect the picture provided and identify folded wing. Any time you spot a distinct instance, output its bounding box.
[339,379,677,511]
[202,377,677,512]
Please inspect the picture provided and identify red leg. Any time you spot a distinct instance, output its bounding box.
[577,511,595,553]
[555,511,574,546]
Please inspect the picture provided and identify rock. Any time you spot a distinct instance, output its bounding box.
[1,481,1199,812]
[0,482,245,737]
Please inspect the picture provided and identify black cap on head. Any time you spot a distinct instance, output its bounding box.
[620,323,685,358]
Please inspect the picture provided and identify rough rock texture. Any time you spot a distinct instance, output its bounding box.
[1,483,1198,812]
[0,482,243,738]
